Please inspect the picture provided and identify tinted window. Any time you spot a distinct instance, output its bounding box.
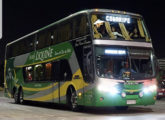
[23,60,72,82]
[45,62,52,80]
[73,14,89,39]
[7,35,35,58]
[23,63,54,82]
[23,66,34,82]
[60,60,72,81]
[36,30,52,50]
[51,60,72,81]
[52,61,61,81]
[52,26,59,44]
[51,22,72,45]
[24,35,35,53]
[34,64,44,81]
[58,22,72,42]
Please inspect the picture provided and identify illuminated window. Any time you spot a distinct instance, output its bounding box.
[34,64,44,81]
[23,66,34,82]
[45,63,52,80]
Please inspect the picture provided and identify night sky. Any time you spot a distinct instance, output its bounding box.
[0,0,165,65]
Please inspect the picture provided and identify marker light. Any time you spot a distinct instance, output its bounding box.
[78,92,82,97]
[105,49,126,55]
[143,85,157,94]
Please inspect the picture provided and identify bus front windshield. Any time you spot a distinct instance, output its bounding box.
[91,13,150,42]
[95,46,154,80]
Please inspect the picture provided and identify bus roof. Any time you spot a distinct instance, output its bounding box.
[7,9,142,46]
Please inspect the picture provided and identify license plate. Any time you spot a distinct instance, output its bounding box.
[127,100,136,104]
[158,93,163,95]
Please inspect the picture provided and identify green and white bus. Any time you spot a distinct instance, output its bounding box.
[4,9,158,110]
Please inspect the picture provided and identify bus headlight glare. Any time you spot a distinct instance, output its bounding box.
[110,87,119,94]
[150,85,157,91]
[98,85,119,94]
[143,87,150,94]
[143,85,157,94]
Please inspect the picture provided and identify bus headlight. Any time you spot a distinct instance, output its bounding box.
[98,85,119,94]
[143,85,157,94]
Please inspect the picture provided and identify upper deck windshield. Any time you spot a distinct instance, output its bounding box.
[95,46,155,80]
[91,13,150,42]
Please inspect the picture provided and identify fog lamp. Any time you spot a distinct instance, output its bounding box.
[139,92,143,98]
[121,92,126,98]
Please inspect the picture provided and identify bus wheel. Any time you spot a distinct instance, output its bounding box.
[19,89,24,104]
[115,106,128,110]
[68,88,78,111]
[14,91,19,104]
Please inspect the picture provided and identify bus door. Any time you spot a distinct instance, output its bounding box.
[83,45,94,105]
[52,61,61,103]
[59,59,72,104]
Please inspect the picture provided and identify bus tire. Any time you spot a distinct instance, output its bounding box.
[115,106,128,110]
[14,91,19,104]
[67,87,78,111]
[14,88,24,104]
[19,89,24,104]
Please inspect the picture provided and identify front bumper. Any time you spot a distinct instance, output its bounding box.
[94,90,157,107]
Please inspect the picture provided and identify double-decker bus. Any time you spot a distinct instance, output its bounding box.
[4,9,158,111]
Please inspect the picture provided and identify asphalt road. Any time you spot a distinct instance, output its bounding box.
[0,91,165,120]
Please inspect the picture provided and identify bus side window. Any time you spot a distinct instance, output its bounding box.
[52,26,58,45]
[52,61,60,81]
[36,30,51,50]
[58,22,72,43]
[60,60,72,81]
[34,64,44,81]
[16,40,26,55]
[25,35,35,53]
[45,62,52,81]
[11,41,20,57]
[72,14,89,39]
[23,66,34,82]
[9,35,35,58]
[19,35,35,55]
[78,15,88,36]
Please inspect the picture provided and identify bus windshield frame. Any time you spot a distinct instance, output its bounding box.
[90,12,151,42]
[95,46,155,80]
